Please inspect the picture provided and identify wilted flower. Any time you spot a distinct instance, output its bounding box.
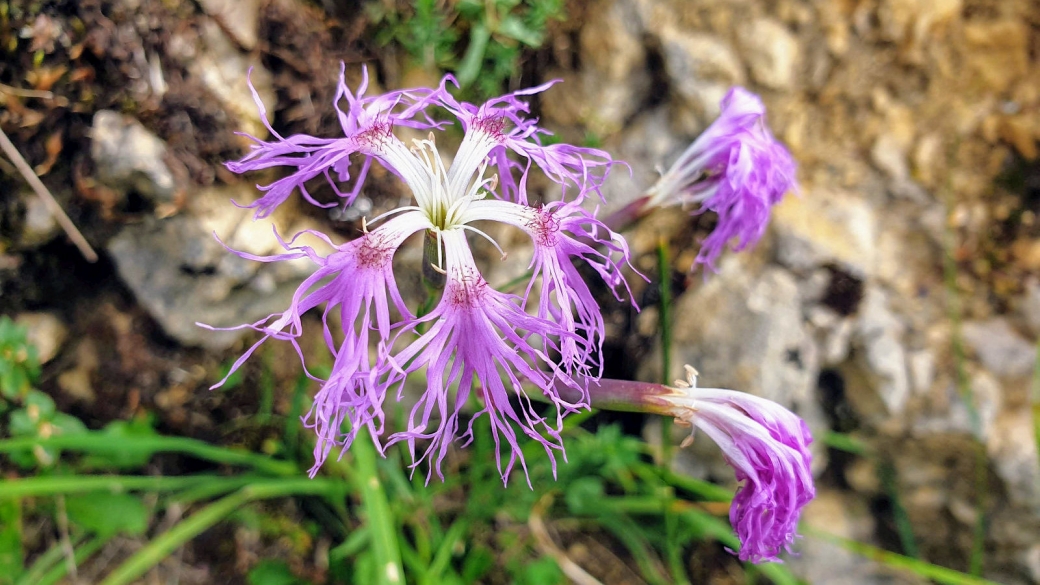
[213,68,633,482]
[643,87,797,271]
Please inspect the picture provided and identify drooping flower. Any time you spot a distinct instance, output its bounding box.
[213,68,632,482]
[567,366,814,563]
[642,87,798,271]
[665,365,814,563]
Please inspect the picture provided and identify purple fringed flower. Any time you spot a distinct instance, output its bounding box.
[227,65,448,218]
[436,79,618,203]
[382,231,579,484]
[665,365,814,563]
[464,198,633,385]
[645,87,797,271]
[215,69,634,482]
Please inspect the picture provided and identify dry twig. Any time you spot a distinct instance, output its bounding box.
[529,493,604,585]
[0,125,98,262]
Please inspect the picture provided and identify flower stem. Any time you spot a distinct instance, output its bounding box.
[554,378,676,416]
[601,194,652,233]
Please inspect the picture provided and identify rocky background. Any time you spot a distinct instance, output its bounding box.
[2,0,1039,583]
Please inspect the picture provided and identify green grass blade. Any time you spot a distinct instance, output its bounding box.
[456,22,491,88]
[0,434,297,476]
[16,535,84,585]
[354,434,404,585]
[596,514,671,585]
[167,476,263,504]
[422,520,468,585]
[879,461,919,558]
[100,479,339,585]
[0,475,207,499]
[99,489,251,585]
[635,464,733,502]
[329,527,371,565]
[806,527,1004,585]
[0,498,23,583]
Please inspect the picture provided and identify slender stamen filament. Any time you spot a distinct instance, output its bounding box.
[461,224,507,260]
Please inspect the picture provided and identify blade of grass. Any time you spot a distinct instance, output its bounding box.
[0,475,208,499]
[805,526,1004,585]
[596,514,671,585]
[456,22,491,88]
[422,520,468,585]
[821,431,869,456]
[330,526,371,567]
[0,434,297,476]
[168,476,268,504]
[0,498,23,582]
[879,461,919,558]
[16,534,86,585]
[942,227,988,576]
[633,464,733,502]
[662,487,691,585]
[353,433,404,585]
[99,479,340,585]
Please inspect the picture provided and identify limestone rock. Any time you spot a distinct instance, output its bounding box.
[962,318,1035,379]
[772,188,879,275]
[16,194,61,248]
[190,18,275,138]
[106,184,319,350]
[657,26,744,127]
[90,110,177,204]
[198,0,260,50]
[738,18,800,90]
[575,0,650,135]
[842,286,910,421]
[14,312,67,365]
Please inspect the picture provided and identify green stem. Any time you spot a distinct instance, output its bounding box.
[354,434,404,585]
[942,228,988,576]
[601,194,652,233]
[657,238,674,466]
[554,378,676,415]
[1033,339,1040,487]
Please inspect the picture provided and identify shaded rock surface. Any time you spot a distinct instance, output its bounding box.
[107,184,319,350]
[577,0,1040,580]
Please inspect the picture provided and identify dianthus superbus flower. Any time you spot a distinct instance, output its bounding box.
[214,68,632,482]
[211,67,814,562]
[611,87,797,271]
[570,366,814,563]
